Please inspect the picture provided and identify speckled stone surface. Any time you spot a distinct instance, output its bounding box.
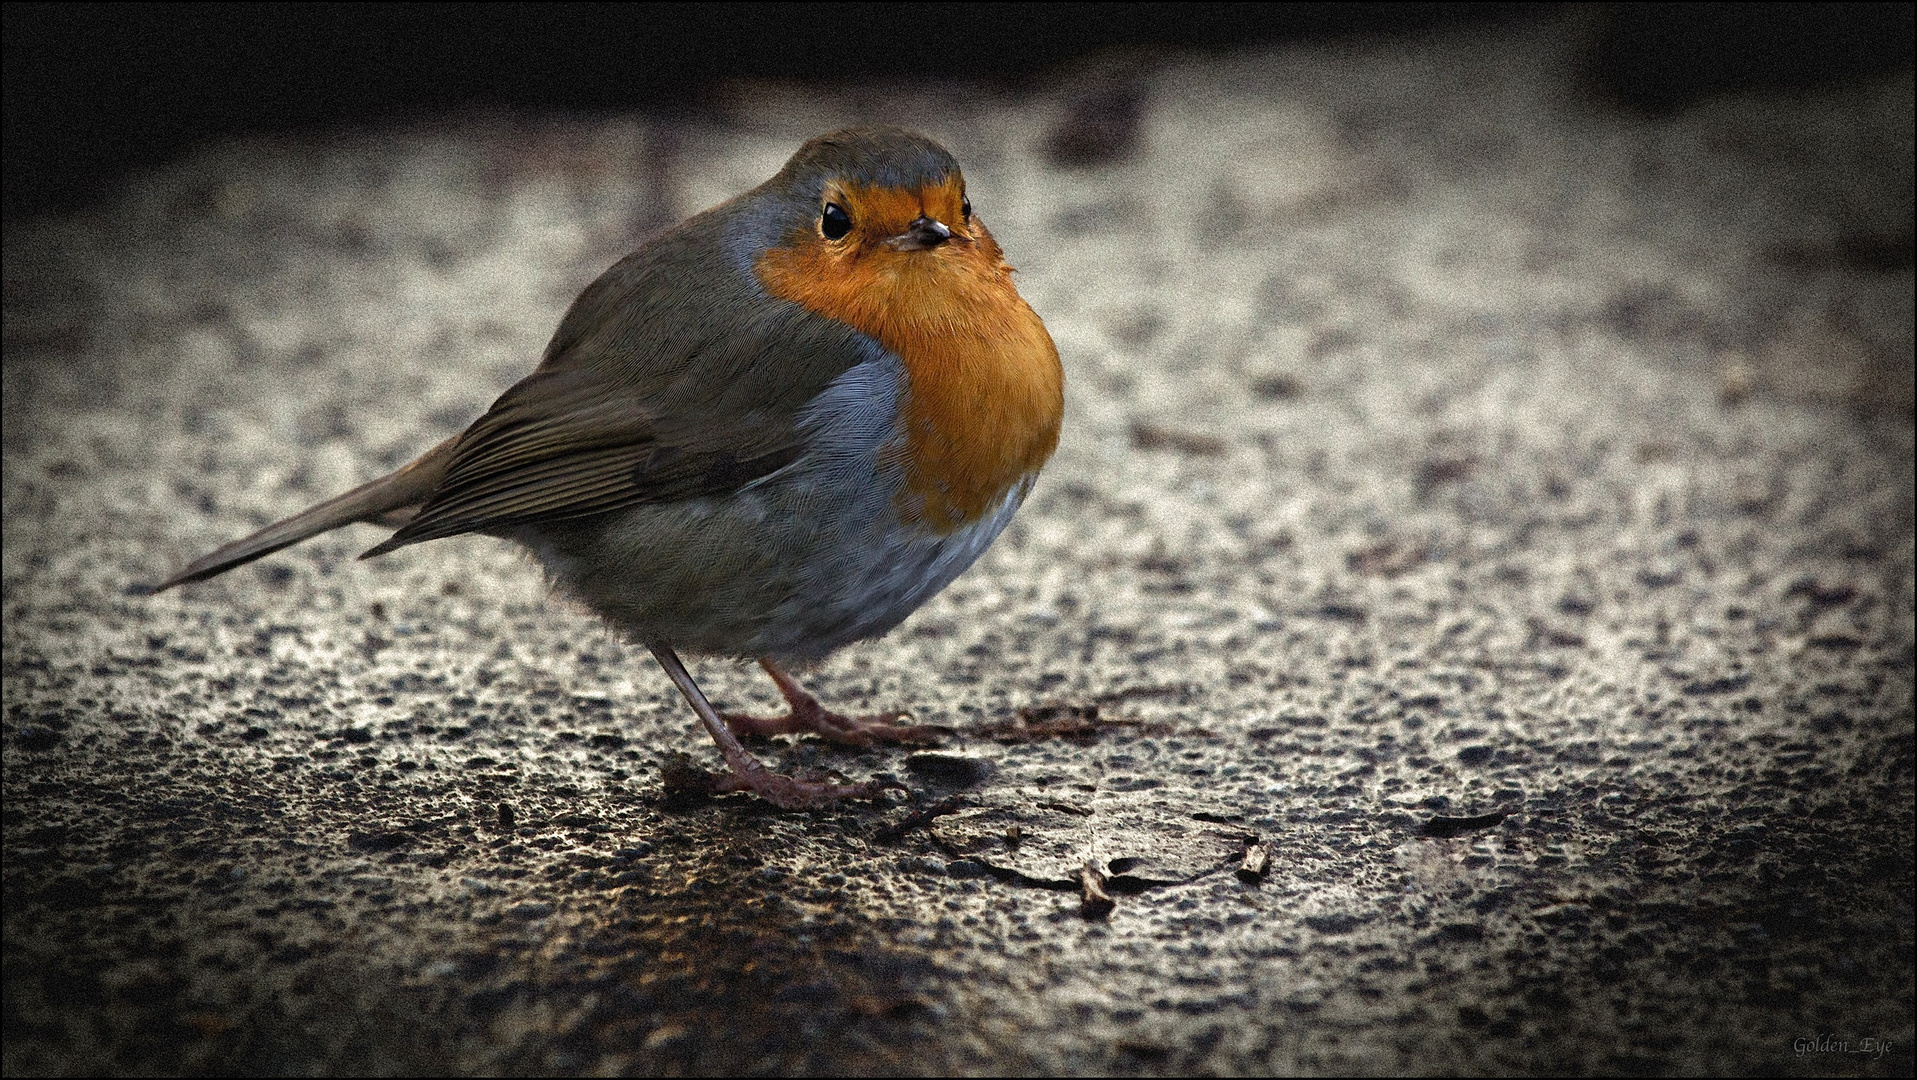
[5,21,1912,1077]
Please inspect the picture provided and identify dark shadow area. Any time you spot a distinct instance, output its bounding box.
[9,3,1914,219]
[7,2,1537,219]
[1591,1,1915,112]
[2,763,969,1074]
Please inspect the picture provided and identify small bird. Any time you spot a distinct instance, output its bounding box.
[155,126,1064,809]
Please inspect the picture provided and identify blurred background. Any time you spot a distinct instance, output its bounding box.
[7,1,1914,220]
[4,3,1912,1076]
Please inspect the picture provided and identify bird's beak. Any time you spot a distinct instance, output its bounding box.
[886,215,963,251]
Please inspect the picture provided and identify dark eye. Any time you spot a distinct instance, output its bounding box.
[961,195,972,220]
[821,202,851,240]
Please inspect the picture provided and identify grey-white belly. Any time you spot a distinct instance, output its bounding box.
[508,355,1034,664]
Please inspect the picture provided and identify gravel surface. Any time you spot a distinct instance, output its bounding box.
[5,19,1912,1076]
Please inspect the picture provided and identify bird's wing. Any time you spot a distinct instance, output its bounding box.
[365,231,873,556]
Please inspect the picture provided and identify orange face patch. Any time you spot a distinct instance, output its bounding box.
[756,178,1063,533]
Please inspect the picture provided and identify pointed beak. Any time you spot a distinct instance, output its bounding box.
[886,215,961,251]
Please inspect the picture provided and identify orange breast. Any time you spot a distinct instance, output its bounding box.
[756,213,1063,533]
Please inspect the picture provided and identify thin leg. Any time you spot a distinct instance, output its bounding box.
[720,659,946,746]
[647,645,897,809]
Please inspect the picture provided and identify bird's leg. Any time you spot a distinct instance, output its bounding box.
[647,645,898,809]
[720,659,946,746]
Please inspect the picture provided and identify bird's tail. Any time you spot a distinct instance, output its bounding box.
[152,435,461,591]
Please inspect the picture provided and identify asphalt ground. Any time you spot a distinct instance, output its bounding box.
[5,19,1912,1076]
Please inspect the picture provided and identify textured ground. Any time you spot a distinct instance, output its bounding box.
[5,19,1913,1077]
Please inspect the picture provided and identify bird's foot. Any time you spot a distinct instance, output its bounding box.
[710,768,905,809]
[719,703,943,747]
[647,647,921,811]
[660,751,903,810]
[722,660,948,747]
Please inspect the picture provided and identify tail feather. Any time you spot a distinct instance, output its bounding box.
[153,435,461,591]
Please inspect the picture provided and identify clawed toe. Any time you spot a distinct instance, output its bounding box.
[713,770,905,809]
[721,659,947,747]
[649,647,927,812]
[720,707,947,747]
[661,754,903,809]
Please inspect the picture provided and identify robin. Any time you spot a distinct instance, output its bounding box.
[155,126,1065,809]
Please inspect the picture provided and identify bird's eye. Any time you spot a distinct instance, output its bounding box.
[961,195,972,221]
[821,202,851,240]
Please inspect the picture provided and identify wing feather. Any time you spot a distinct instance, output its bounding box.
[365,223,877,557]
